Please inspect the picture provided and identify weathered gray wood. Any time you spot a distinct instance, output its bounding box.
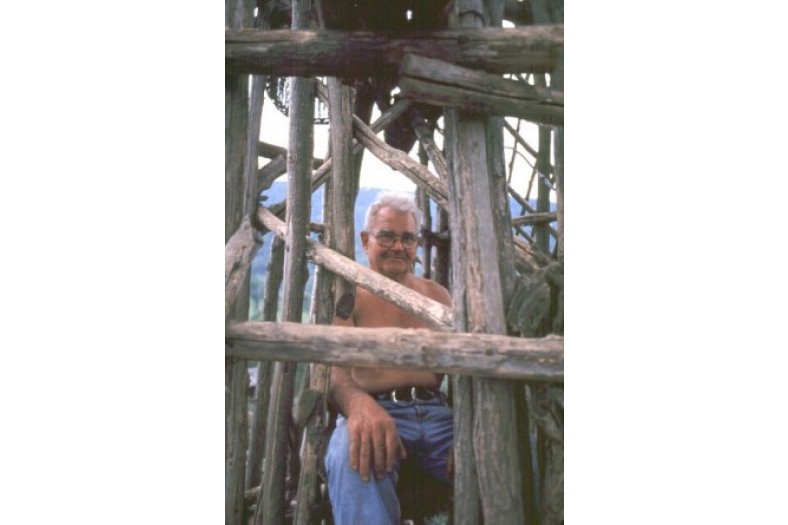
[243,34,271,489]
[225,217,261,321]
[226,83,248,242]
[226,358,249,525]
[444,101,479,525]
[258,140,324,169]
[414,119,448,180]
[225,321,564,381]
[293,267,334,524]
[530,3,564,521]
[328,77,356,297]
[264,98,413,218]
[446,1,525,522]
[451,374,480,524]
[552,52,564,266]
[447,107,526,521]
[257,206,453,330]
[246,236,284,491]
[226,25,564,76]
[512,211,557,226]
[433,208,451,289]
[352,114,449,211]
[416,185,432,279]
[400,54,563,125]
[534,75,552,256]
[258,1,314,519]
[225,2,256,522]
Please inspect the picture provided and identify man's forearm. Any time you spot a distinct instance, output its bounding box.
[329,366,373,417]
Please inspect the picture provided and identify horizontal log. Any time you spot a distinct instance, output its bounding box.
[257,141,324,170]
[226,26,563,76]
[400,54,563,125]
[511,211,557,226]
[256,207,453,330]
[226,321,564,381]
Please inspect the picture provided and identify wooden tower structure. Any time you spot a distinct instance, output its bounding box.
[225,0,564,523]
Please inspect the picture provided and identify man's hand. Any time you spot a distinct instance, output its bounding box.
[345,394,407,482]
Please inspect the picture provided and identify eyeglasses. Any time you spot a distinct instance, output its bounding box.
[371,230,420,248]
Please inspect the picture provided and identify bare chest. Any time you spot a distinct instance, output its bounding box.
[354,293,429,329]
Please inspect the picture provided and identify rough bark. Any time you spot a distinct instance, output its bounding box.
[226,321,564,381]
[446,1,525,522]
[414,120,448,180]
[512,211,557,227]
[246,236,284,491]
[258,1,314,520]
[225,217,261,322]
[226,25,564,76]
[226,357,249,525]
[258,140,324,169]
[400,54,563,125]
[225,2,255,522]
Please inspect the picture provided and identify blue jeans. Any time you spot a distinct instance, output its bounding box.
[325,397,453,525]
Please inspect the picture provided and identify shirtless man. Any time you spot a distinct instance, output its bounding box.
[324,192,453,525]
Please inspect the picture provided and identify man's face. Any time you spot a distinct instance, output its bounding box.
[361,206,419,279]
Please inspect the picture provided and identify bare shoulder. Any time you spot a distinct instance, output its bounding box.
[409,276,452,307]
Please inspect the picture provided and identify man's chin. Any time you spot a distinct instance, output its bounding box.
[379,259,409,276]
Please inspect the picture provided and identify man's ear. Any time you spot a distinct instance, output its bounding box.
[360,231,369,251]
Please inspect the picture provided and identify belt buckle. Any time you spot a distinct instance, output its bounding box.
[390,387,417,403]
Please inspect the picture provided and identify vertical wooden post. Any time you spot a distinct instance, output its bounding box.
[416,146,432,279]
[293,236,335,524]
[447,0,525,523]
[258,0,314,522]
[242,0,272,493]
[225,1,256,523]
[246,237,285,491]
[327,77,356,297]
[533,111,551,255]
[528,4,564,523]
[433,207,451,288]
[294,72,356,522]
[552,58,564,265]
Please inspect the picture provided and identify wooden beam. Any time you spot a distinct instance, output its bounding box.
[264,98,414,216]
[400,54,563,125]
[352,114,449,210]
[226,25,563,76]
[257,140,324,169]
[225,217,260,322]
[256,207,454,330]
[511,211,557,227]
[445,1,524,519]
[226,321,564,382]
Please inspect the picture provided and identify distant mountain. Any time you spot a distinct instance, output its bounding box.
[249,181,555,320]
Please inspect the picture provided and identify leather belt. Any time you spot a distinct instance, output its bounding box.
[375,387,441,403]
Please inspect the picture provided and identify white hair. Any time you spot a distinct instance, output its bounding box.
[363,191,421,233]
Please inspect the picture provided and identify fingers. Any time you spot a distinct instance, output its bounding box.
[372,426,387,480]
[348,426,360,473]
[385,430,403,474]
[358,427,372,482]
[348,420,400,482]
